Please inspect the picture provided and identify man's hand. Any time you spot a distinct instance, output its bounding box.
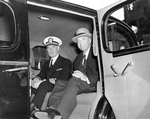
[49,78,56,84]
[31,77,45,89]
[72,70,90,84]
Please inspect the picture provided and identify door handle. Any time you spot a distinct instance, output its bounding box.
[110,64,119,77]
[3,67,28,72]
[121,62,133,76]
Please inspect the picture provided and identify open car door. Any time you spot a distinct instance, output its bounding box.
[0,0,29,118]
[96,0,150,118]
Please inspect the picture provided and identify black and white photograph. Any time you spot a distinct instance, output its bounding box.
[0,0,150,119]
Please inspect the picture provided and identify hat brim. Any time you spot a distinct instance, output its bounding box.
[72,33,92,43]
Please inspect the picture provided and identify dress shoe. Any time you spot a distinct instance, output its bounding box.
[30,103,36,113]
[30,103,39,118]
[30,110,38,119]
[35,108,62,119]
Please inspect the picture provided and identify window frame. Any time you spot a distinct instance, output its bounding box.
[0,1,18,51]
[101,1,150,57]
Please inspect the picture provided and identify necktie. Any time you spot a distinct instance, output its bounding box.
[49,59,53,67]
[79,54,87,74]
[82,54,87,68]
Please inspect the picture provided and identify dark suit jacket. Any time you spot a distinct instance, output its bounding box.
[37,55,72,81]
[73,48,99,86]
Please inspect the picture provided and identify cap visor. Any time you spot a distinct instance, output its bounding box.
[46,43,59,46]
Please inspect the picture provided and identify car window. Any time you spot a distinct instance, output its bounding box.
[105,0,150,52]
[0,2,16,48]
[107,17,138,51]
[32,46,49,70]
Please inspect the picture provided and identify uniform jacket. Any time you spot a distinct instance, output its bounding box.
[37,55,72,81]
[73,48,99,86]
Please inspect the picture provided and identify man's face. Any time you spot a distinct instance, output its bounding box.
[46,45,59,58]
[76,36,91,52]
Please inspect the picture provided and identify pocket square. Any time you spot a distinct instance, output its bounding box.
[56,68,62,71]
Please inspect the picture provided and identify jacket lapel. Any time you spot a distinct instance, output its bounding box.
[73,52,83,70]
[47,55,63,75]
[74,47,93,71]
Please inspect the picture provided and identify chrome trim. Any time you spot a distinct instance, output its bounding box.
[3,67,28,72]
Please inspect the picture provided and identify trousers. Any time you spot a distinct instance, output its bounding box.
[48,77,95,119]
[32,81,54,108]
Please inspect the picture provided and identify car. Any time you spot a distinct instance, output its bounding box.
[0,0,150,118]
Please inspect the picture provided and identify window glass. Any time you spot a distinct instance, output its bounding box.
[106,0,150,52]
[32,46,49,70]
[0,2,16,48]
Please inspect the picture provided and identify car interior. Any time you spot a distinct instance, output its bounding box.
[27,2,99,119]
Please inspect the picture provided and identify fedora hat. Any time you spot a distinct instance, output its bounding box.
[43,36,62,47]
[72,28,92,43]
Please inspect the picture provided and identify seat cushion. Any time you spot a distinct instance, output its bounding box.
[69,93,96,119]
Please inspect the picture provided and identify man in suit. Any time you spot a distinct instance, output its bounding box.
[35,28,99,119]
[30,36,72,116]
